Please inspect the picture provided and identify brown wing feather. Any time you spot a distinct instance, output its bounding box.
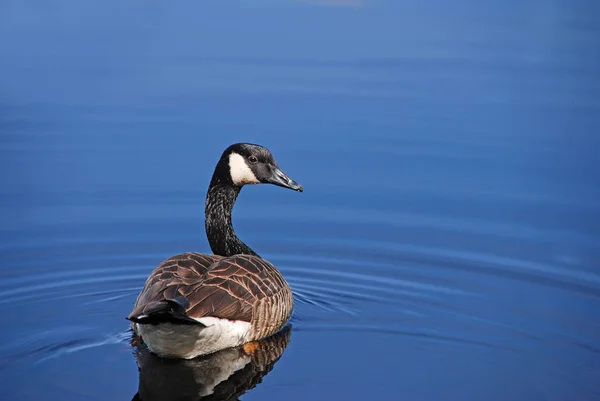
[128,252,222,321]
[185,254,289,323]
[129,253,293,333]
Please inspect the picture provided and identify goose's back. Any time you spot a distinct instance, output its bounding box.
[130,252,293,341]
[187,254,293,339]
[131,252,222,316]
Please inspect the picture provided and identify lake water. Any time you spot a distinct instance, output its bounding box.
[1,1,599,400]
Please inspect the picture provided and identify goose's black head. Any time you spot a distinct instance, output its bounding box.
[211,143,303,192]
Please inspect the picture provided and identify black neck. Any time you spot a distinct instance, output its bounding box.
[205,181,259,257]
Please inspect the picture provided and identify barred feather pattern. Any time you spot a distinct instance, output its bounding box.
[129,252,294,341]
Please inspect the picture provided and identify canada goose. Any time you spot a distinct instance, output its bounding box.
[127,143,302,359]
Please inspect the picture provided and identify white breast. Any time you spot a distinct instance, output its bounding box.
[136,317,252,359]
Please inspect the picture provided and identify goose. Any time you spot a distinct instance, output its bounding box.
[127,143,303,359]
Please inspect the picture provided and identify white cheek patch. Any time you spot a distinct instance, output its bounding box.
[229,152,260,185]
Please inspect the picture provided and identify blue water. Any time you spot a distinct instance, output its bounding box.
[1,1,600,400]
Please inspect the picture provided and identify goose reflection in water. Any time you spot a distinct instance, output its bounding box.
[131,325,292,401]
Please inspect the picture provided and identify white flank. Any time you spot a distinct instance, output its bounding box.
[228,152,259,185]
[135,317,252,359]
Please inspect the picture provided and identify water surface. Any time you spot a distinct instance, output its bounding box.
[1,1,599,400]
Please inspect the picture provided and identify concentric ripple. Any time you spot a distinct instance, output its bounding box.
[1,0,599,399]
[3,196,598,375]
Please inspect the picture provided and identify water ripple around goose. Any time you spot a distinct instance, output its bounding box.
[2,1,599,399]
[2,202,599,367]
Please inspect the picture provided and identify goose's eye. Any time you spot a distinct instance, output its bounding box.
[248,156,258,164]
